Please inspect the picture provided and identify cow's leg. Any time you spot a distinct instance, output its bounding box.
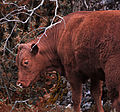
[91,79,104,112]
[70,81,82,112]
[104,55,120,111]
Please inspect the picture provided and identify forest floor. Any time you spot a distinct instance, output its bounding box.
[0,73,117,112]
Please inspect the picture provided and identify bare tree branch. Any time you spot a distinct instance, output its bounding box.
[34,0,65,48]
[0,0,65,111]
[83,0,89,9]
[1,0,65,56]
[10,99,30,112]
[3,23,16,55]
[0,65,12,104]
[1,0,44,24]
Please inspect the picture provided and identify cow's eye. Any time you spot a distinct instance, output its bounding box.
[24,60,29,65]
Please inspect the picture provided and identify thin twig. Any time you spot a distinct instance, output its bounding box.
[0,65,12,104]
[1,0,45,24]
[10,99,30,112]
[34,0,65,47]
[3,23,16,55]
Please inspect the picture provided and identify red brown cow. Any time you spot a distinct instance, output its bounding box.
[16,10,120,112]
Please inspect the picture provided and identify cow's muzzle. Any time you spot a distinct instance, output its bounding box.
[16,80,30,88]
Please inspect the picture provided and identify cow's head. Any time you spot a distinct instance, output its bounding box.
[16,43,51,88]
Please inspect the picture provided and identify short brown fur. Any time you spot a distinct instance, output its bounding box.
[16,11,120,112]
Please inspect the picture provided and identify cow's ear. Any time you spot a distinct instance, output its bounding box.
[31,44,39,55]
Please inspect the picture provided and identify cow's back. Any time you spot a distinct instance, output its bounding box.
[57,10,120,79]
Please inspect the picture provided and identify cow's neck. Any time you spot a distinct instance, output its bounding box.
[39,27,57,55]
[38,26,64,75]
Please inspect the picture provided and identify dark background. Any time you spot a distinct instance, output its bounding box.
[0,0,120,112]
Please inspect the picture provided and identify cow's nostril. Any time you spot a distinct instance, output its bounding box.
[16,82,23,88]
